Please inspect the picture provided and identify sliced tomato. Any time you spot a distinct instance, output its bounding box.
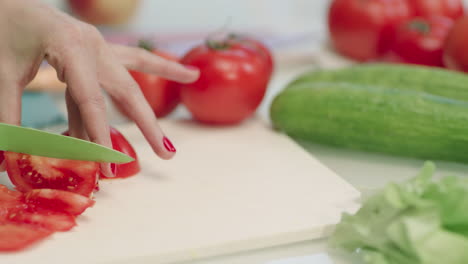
[0,151,5,172]
[4,152,99,197]
[0,223,52,252]
[102,127,140,179]
[63,127,140,180]
[24,189,95,216]
[0,185,26,221]
[7,208,76,232]
[0,184,23,204]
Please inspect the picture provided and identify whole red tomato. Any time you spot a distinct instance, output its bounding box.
[128,44,180,118]
[408,0,464,20]
[228,34,274,77]
[387,16,453,67]
[444,17,468,72]
[179,40,270,124]
[328,0,413,61]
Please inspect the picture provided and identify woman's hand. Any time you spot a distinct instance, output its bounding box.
[0,0,199,176]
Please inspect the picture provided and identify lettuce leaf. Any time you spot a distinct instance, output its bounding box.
[330,162,468,264]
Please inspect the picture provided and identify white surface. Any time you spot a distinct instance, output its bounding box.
[0,119,359,264]
[268,253,333,264]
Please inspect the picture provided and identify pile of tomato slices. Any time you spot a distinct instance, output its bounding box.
[0,127,140,252]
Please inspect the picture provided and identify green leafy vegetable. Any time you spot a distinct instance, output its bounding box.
[330,162,468,264]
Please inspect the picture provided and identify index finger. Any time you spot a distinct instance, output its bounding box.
[111,44,200,83]
[50,52,114,177]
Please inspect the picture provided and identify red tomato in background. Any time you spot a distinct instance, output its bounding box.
[228,34,274,77]
[129,49,181,118]
[387,16,454,67]
[444,17,468,72]
[328,0,413,61]
[4,152,99,197]
[408,0,464,20]
[63,127,140,179]
[178,40,270,124]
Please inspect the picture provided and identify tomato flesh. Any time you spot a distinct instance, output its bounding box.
[7,208,76,232]
[0,223,52,252]
[5,152,99,197]
[25,189,95,216]
[0,185,96,251]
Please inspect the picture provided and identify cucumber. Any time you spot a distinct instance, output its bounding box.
[290,64,468,101]
[270,82,468,163]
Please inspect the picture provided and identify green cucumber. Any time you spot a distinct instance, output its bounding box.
[270,82,468,163]
[290,64,468,101]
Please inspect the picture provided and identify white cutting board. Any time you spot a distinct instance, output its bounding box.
[1,119,359,264]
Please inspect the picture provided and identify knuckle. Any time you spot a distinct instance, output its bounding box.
[59,23,103,47]
[114,83,140,104]
[76,94,106,111]
[158,62,173,77]
[133,49,150,69]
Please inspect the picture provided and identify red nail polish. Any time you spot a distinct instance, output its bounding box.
[163,137,176,152]
[184,65,199,71]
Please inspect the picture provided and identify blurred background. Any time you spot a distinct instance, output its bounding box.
[30,0,332,128]
[44,0,328,34]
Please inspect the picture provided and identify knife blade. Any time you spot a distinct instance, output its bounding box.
[0,123,133,163]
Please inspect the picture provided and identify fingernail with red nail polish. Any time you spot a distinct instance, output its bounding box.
[163,137,176,152]
[184,65,199,71]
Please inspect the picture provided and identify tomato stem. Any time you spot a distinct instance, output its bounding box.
[206,39,230,50]
[138,39,155,51]
[408,20,431,35]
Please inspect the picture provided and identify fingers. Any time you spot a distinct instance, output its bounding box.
[0,78,22,125]
[65,89,87,140]
[99,56,176,160]
[111,44,199,83]
[48,48,114,177]
[0,78,21,172]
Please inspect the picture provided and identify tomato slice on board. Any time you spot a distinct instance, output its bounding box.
[0,185,26,219]
[0,223,52,252]
[6,208,76,232]
[24,189,95,216]
[4,152,99,197]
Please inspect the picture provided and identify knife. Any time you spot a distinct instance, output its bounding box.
[0,123,133,163]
